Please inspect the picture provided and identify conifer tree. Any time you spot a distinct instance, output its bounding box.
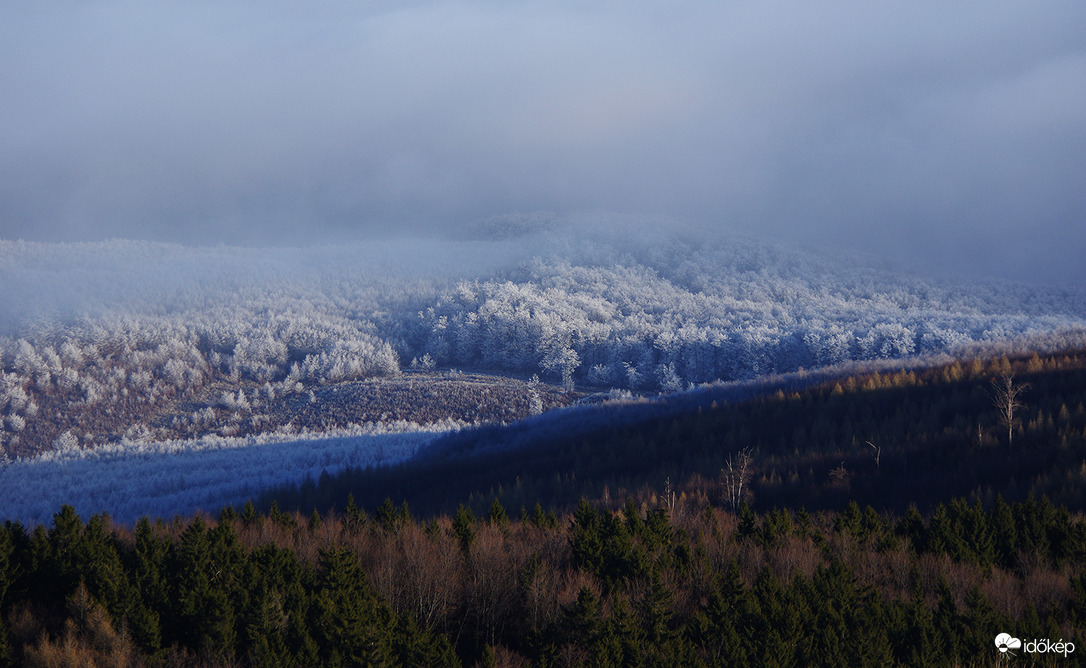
[241,500,260,526]
[173,516,237,658]
[565,587,603,648]
[131,517,169,652]
[377,497,411,533]
[904,582,939,666]
[736,501,757,538]
[610,596,644,665]
[898,505,927,553]
[623,497,645,536]
[344,493,367,532]
[45,504,85,603]
[569,499,603,574]
[933,578,962,662]
[0,525,11,610]
[310,547,394,666]
[640,569,674,644]
[452,504,477,554]
[962,586,1003,658]
[79,514,133,633]
[486,498,509,528]
[244,587,289,664]
[963,498,995,566]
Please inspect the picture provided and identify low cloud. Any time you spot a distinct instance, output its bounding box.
[1,1,1083,283]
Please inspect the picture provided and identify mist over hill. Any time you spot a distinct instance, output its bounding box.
[0,218,1085,528]
[3,221,1086,462]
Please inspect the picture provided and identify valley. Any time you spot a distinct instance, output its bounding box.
[4,1,1083,661]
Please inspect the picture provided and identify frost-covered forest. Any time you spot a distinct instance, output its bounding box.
[0,422,453,527]
[2,222,1086,523]
[3,223,1086,459]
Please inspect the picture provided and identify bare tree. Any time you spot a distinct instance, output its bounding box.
[721,447,754,511]
[866,440,881,470]
[663,476,676,512]
[991,371,1029,451]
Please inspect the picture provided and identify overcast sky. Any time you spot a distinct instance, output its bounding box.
[2,1,1084,283]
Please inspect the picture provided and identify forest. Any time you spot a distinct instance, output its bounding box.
[3,230,1085,460]
[2,231,1086,665]
[0,490,1083,665]
[0,349,1083,665]
[268,350,1086,519]
[5,0,1085,662]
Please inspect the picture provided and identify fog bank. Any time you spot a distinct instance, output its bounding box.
[2,1,1084,283]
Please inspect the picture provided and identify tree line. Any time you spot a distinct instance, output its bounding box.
[0,493,1083,666]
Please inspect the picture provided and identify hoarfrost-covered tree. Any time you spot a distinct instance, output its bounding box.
[586,364,611,386]
[54,430,79,452]
[655,363,682,393]
[57,368,79,392]
[2,384,29,413]
[528,389,543,415]
[412,353,436,371]
[13,340,45,377]
[59,341,85,366]
[541,345,580,392]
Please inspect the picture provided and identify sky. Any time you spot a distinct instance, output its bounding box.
[1,1,1084,284]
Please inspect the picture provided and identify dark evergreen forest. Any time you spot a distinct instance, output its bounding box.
[0,493,1083,665]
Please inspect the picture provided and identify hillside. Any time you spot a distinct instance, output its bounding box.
[7,345,1086,665]
[4,237,1086,665]
[4,229,1086,462]
[268,349,1086,518]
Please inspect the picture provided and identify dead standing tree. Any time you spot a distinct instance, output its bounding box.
[866,440,881,471]
[721,447,754,511]
[991,371,1029,452]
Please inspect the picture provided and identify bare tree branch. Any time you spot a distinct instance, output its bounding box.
[866,440,881,470]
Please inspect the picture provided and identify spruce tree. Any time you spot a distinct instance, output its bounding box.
[569,499,603,574]
[310,547,394,666]
[452,504,477,554]
[486,498,509,528]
